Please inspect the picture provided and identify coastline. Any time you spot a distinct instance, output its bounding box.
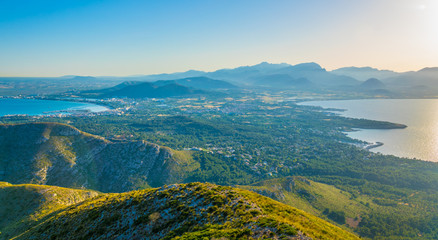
[0,98,109,117]
[364,141,384,150]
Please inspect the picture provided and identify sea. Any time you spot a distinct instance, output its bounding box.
[0,98,108,117]
[300,99,438,162]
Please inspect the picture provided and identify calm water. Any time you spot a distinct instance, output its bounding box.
[301,99,438,162]
[0,98,108,116]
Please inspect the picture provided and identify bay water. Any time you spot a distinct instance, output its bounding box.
[0,98,108,117]
[301,99,438,162]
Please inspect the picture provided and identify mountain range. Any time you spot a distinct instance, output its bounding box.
[331,67,400,81]
[85,62,438,96]
[3,62,438,97]
[76,77,237,99]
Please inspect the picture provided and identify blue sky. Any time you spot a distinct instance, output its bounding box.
[0,0,436,76]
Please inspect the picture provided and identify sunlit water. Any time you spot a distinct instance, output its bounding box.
[300,99,438,162]
[0,98,108,116]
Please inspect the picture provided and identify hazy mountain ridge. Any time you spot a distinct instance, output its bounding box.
[384,67,438,87]
[91,62,358,89]
[0,123,198,192]
[79,81,205,99]
[154,76,238,90]
[252,74,314,89]
[331,67,401,81]
[331,66,438,96]
[13,182,359,240]
[4,62,438,97]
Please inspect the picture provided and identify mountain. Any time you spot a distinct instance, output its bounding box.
[121,69,206,82]
[272,63,359,87]
[154,76,237,89]
[11,182,359,240]
[199,62,359,88]
[378,67,438,96]
[68,76,99,82]
[205,62,291,83]
[0,181,98,239]
[252,74,314,89]
[360,78,386,89]
[80,81,204,98]
[385,67,438,87]
[0,123,199,192]
[331,67,400,81]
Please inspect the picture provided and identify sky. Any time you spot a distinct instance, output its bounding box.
[0,0,437,77]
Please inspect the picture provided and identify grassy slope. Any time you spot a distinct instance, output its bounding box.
[0,181,98,240]
[238,176,438,239]
[239,177,368,220]
[15,183,359,240]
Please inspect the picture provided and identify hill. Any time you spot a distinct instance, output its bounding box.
[239,176,438,239]
[360,78,386,89]
[0,181,98,239]
[79,81,204,98]
[13,182,359,240]
[0,123,199,192]
[154,77,237,89]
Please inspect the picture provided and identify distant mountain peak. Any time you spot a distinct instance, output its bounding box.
[360,78,386,89]
[253,61,290,68]
[418,67,438,72]
[290,62,324,71]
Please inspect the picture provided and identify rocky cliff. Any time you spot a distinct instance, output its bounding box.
[0,123,199,192]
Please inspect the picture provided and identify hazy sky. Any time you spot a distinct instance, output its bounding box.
[0,0,437,76]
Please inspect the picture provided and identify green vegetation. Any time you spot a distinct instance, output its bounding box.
[14,182,359,240]
[0,122,200,192]
[239,176,438,239]
[0,181,98,239]
[1,90,437,239]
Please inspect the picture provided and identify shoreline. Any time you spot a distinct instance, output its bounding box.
[0,98,110,117]
[364,141,384,150]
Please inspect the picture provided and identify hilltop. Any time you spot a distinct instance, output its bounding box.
[0,181,98,239]
[13,182,359,240]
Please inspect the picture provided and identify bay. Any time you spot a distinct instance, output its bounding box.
[0,98,108,117]
[300,99,438,162]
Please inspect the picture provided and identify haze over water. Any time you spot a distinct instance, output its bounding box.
[302,99,438,162]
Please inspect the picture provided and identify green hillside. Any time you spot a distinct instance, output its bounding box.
[14,182,359,240]
[78,81,205,99]
[0,182,98,239]
[239,176,438,239]
[0,123,199,192]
